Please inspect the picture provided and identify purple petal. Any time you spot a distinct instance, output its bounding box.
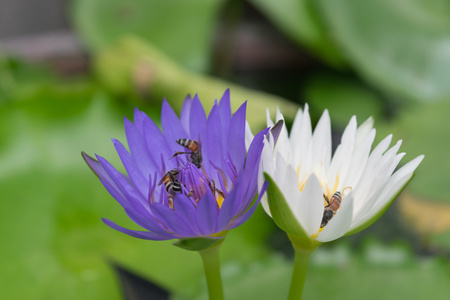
[96,154,145,204]
[204,103,225,173]
[150,203,195,237]
[231,173,255,216]
[227,102,247,172]
[99,178,131,210]
[216,181,244,232]
[196,190,219,235]
[102,218,174,240]
[270,120,284,147]
[180,94,193,133]
[132,108,145,135]
[161,99,189,151]
[243,128,270,197]
[141,112,178,171]
[99,176,160,233]
[82,152,115,183]
[227,180,268,229]
[218,89,232,139]
[113,139,148,198]
[99,178,173,237]
[173,193,201,235]
[124,117,157,175]
[189,94,207,140]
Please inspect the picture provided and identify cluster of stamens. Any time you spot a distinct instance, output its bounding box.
[157,138,229,210]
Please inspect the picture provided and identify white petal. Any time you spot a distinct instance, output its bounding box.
[351,135,395,210]
[327,116,357,186]
[266,108,274,127]
[355,117,374,147]
[274,113,291,163]
[260,194,272,217]
[316,193,354,242]
[276,106,284,122]
[290,108,305,147]
[350,155,424,229]
[370,155,424,215]
[270,155,302,219]
[245,121,254,151]
[258,148,271,217]
[295,174,324,235]
[292,104,313,169]
[312,109,332,169]
[344,129,376,188]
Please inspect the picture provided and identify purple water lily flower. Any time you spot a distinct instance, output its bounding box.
[83,90,269,243]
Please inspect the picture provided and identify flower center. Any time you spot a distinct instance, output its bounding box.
[157,138,239,210]
[295,165,352,236]
[296,164,340,197]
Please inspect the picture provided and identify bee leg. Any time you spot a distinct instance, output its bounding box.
[168,194,174,210]
[323,194,330,207]
[170,151,191,159]
[186,189,193,198]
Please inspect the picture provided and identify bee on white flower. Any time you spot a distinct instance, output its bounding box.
[246,105,424,246]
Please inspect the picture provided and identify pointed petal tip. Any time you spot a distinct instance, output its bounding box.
[133,106,142,117]
[222,88,230,98]
[410,154,425,169]
[82,151,97,164]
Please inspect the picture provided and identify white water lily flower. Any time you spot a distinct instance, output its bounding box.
[248,105,423,248]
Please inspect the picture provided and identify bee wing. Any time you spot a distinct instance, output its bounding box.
[196,135,202,152]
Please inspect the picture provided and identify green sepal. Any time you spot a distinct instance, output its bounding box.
[264,173,319,251]
[173,237,224,251]
[345,173,415,236]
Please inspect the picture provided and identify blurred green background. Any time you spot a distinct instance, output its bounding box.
[1,0,450,299]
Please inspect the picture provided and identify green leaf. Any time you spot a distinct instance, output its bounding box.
[317,0,450,102]
[248,0,344,66]
[72,0,225,71]
[264,173,318,251]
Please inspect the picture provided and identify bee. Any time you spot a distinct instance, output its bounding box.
[320,187,351,228]
[171,138,203,168]
[158,169,182,209]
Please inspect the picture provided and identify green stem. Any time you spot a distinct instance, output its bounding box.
[287,247,312,300]
[199,244,224,300]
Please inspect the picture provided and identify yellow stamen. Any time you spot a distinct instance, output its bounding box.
[332,174,340,195]
[216,194,224,208]
[312,227,324,239]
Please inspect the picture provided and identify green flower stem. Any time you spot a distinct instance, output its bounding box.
[287,246,313,300]
[199,244,224,300]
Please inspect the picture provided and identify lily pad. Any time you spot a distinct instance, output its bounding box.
[248,0,344,66]
[377,101,450,202]
[72,0,225,72]
[317,0,450,102]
